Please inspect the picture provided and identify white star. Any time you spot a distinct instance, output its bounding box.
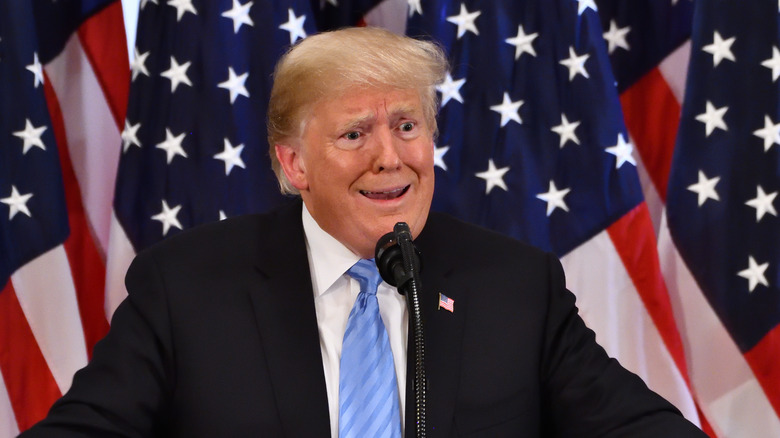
[695,101,728,137]
[167,0,197,21]
[214,138,246,175]
[603,20,631,54]
[702,31,736,67]
[559,46,590,81]
[505,25,538,60]
[577,0,598,15]
[156,128,188,164]
[434,145,449,171]
[130,48,150,81]
[121,120,142,152]
[605,133,636,168]
[279,9,307,44]
[160,56,193,92]
[536,181,571,216]
[753,115,780,152]
[13,119,47,154]
[217,67,250,104]
[151,200,183,236]
[475,159,510,194]
[436,73,465,107]
[687,170,720,207]
[140,0,158,9]
[26,52,44,88]
[490,92,523,127]
[222,0,254,34]
[319,0,338,8]
[761,46,780,82]
[745,185,778,222]
[551,114,580,148]
[1,186,33,220]
[446,3,481,39]
[219,210,228,221]
[737,256,769,293]
[408,0,422,16]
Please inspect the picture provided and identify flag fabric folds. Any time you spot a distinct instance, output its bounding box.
[0,0,128,435]
[598,0,780,436]
[401,0,699,427]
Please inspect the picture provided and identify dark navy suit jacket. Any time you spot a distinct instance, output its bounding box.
[21,200,706,437]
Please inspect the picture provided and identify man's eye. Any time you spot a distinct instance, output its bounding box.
[344,131,361,140]
[400,122,415,132]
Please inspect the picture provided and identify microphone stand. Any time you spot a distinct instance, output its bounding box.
[375,223,427,438]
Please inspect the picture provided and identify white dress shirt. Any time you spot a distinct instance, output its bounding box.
[302,205,408,438]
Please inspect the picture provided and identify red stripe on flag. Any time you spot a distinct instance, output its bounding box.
[743,324,780,418]
[77,1,129,130]
[606,203,691,386]
[43,75,110,358]
[0,282,62,431]
[620,68,681,202]
[695,402,716,438]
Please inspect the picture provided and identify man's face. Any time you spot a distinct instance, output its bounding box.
[276,88,435,258]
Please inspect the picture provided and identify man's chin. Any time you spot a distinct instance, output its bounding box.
[374,211,429,241]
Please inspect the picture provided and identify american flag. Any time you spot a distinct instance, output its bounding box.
[595,0,780,436]
[0,0,127,435]
[403,0,700,428]
[438,293,454,313]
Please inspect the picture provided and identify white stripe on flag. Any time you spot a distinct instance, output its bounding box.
[45,35,122,256]
[658,40,691,105]
[710,378,780,438]
[657,213,780,437]
[12,245,88,395]
[633,149,665,237]
[0,371,19,438]
[561,230,698,423]
[104,210,135,319]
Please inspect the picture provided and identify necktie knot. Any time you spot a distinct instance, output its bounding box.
[347,259,382,297]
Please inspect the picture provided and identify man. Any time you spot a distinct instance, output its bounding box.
[21,27,706,437]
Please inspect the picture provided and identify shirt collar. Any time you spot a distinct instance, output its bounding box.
[302,203,361,298]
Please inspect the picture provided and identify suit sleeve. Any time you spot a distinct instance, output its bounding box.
[538,252,707,437]
[18,250,174,437]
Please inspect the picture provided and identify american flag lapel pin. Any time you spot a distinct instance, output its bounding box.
[438,293,454,313]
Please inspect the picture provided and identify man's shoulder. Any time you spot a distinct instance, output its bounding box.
[421,211,550,264]
[137,199,302,263]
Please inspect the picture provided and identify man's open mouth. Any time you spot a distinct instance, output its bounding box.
[360,185,410,200]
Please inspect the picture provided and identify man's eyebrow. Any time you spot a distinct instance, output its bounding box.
[336,104,420,131]
[388,104,419,117]
[338,113,376,131]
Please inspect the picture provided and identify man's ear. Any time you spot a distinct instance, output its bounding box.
[275,143,309,191]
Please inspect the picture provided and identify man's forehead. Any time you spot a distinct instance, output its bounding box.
[335,93,422,118]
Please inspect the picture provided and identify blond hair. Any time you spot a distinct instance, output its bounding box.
[267,26,448,194]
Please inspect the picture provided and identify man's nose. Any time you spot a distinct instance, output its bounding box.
[372,127,402,172]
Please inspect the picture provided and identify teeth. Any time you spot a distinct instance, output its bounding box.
[360,185,408,199]
[362,187,403,195]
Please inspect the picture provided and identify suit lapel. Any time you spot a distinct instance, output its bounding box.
[405,222,467,437]
[248,201,331,437]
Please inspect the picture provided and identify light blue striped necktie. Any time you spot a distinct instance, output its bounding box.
[338,259,402,438]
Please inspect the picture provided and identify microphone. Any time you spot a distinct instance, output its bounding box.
[375,222,427,437]
[375,223,421,291]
